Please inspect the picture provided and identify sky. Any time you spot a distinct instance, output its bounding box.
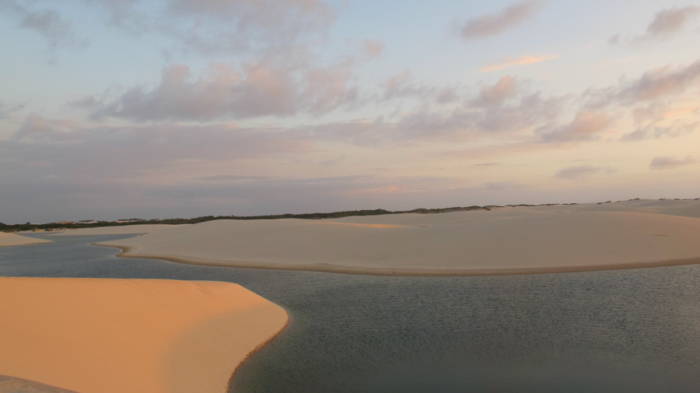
[1,0,700,223]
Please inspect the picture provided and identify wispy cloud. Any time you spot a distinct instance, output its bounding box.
[584,59,700,108]
[555,165,613,180]
[81,59,358,121]
[481,54,558,72]
[0,101,24,120]
[1,0,334,55]
[610,5,700,44]
[362,39,384,58]
[0,0,82,51]
[540,111,613,143]
[460,0,543,39]
[650,156,696,170]
[617,60,700,103]
[646,6,700,37]
[472,76,518,106]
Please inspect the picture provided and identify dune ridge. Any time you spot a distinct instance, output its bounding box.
[0,277,288,393]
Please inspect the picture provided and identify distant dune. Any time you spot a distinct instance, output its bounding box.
[74,199,700,275]
[0,278,287,393]
[0,232,51,247]
[51,224,182,236]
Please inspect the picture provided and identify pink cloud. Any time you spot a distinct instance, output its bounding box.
[480,54,558,72]
[461,0,543,39]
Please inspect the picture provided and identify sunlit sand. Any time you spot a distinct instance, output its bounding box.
[0,278,287,393]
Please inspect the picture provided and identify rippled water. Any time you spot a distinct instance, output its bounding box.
[2,235,700,393]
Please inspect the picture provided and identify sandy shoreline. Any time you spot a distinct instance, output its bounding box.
[0,277,288,393]
[79,200,700,276]
[0,232,51,247]
[99,243,700,276]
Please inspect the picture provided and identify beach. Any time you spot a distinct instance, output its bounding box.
[63,199,700,276]
[0,277,288,393]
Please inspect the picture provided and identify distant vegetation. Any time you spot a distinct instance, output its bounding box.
[3,197,697,233]
[0,206,493,232]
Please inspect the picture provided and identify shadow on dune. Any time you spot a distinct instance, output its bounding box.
[0,375,79,393]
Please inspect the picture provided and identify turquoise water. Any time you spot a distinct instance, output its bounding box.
[2,235,700,393]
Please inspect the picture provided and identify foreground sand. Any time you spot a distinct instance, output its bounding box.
[0,277,287,393]
[0,375,78,393]
[85,199,700,275]
[0,232,51,247]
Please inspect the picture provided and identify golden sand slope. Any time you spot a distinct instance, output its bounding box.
[90,200,700,275]
[0,278,287,393]
[0,232,51,247]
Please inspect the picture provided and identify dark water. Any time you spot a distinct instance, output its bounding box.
[2,235,700,393]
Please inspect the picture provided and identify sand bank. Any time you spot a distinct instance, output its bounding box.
[51,224,180,236]
[0,277,287,393]
[89,200,700,275]
[0,232,51,247]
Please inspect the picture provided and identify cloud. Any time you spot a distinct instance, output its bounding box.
[84,60,357,121]
[473,162,500,168]
[460,0,542,39]
[0,122,469,222]
[646,6,700,37]
[473,76,518,106]
[0,101,24,119]
[0,1,80,50]
[12,114,80,141]
[3,0,333,55]
[435,88,459,104]
[621,122,700,141]
[391,88,564,139]
[480,54,558,72]
[395,77,564,137]
[611,6,700,44]
[161,0,334,54]
[540,111,613,142]
[617,60,700,103]
[362,39,385,58]
[2,115,312,184]
[382,71,430,100]
[555,165,612,180]
[650,156,696,170]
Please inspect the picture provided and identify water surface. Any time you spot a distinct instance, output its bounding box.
[2,235,700,393]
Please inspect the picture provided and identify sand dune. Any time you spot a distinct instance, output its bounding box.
[0,375,78,393]
[0,232,51,247]
[52,224,180,236]
[89,199,700,275]
[0,278,288,393]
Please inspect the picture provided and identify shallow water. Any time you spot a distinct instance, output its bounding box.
[2,234,700,393]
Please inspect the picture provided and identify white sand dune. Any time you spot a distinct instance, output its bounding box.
[0,232,51,247]
[52,224,180,236]
[92,199,700,275]
[0,278,288,393]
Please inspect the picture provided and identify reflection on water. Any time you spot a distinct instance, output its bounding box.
[2,234,700,393]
